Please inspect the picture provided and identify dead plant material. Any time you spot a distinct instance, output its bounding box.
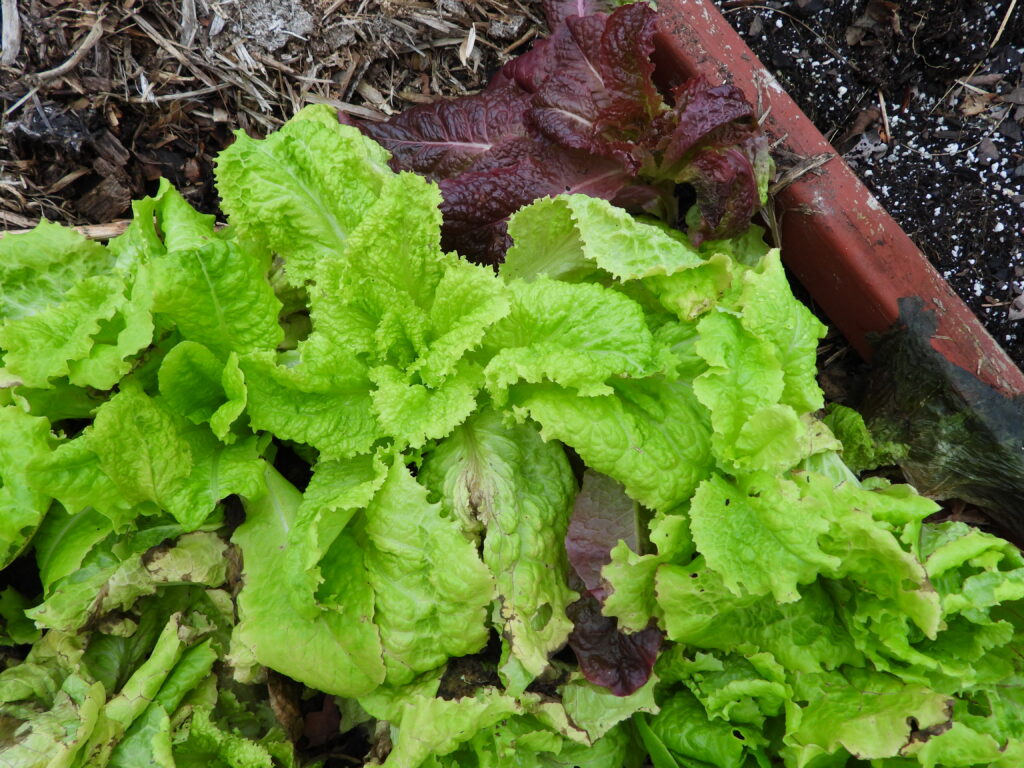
[1,0,21,66]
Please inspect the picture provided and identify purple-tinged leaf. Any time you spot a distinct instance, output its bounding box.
[438,142,631,264]
[566,573,662,696]
[661,80,756,168]
[498,38,554,93]
[355,84,532,179]
[681,142,766,242]
[543,0,609,28]
[596,4,662,126]
[525,19,606,155]
[566,470,639,604]
[564,472,660,697]
[527,6,660,168]
[651,79,768,242]
[348,1,770,262]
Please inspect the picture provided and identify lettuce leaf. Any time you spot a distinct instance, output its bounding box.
[353,4,770,262]
[231,464,386,697]
[215,105,392,286]
[360,458,494,685]
[511,377,712,512]
[420,409,577,692]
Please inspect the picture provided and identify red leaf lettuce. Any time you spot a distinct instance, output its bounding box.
[565,471,662,696]
[350,1,769,263]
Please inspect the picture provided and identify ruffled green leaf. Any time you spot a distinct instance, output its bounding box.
[0,405,54,568]
[688,473,839,603]
[737,250,826,414]
[602,513,693,632]
[420,410,577,692]
[0,220,116,322]
[159,341,247,442]
[560,673,659,742]
[26,520,225,633]
[240,335,382,459]
[783,668,950,766]
[215,105,392,286]
[503,194,701,283]
[153,238,282,357]
[232,465,384,697]
[2,275,129,389]
[27,435,137,530]
[484,278,669,401]
[360,459,494,685]
[369,360,483,451]
[656,557,862,673]
[511,378,712,512]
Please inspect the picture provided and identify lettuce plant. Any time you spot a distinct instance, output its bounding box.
[1,105,1023,768]
[349,1,771,264]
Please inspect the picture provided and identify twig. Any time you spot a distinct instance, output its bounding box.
[1,0,21,67]
[29,11,105,82]
[180,0,197,47]
[304,93,388,121]
[877,89,891,143]
[130,12,217,88]
[0,209,35,228]
[2,84,34,115]
[769,152,834,196]
[990,0,1017,50]
[0,219,129,240]
[501,27,536,55]
[127,84,227,103]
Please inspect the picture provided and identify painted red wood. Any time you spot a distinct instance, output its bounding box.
[653,0,1024,396]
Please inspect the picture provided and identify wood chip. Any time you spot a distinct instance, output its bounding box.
[76,175,132,222]
[1,0,21,66]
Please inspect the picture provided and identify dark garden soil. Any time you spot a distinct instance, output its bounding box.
[710,0,1024,368]
[2,0,1023,370]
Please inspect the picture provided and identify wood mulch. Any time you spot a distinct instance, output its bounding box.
[0,0,543,230]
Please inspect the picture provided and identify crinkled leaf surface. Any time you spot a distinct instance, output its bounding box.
[688,472,839,603]
[512,377,712,512]
[153,238,282,357]
[504,194,701,283]
[484,277,669,400]
[0,220,116,322]
[360,459,494,685]
[240,335,382,459]
[602,512,693,633]
[158,341,247,441]
[0,406,53,569]
[784,668,951,765]
[216,105,392,286]
[420,409,577,692]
